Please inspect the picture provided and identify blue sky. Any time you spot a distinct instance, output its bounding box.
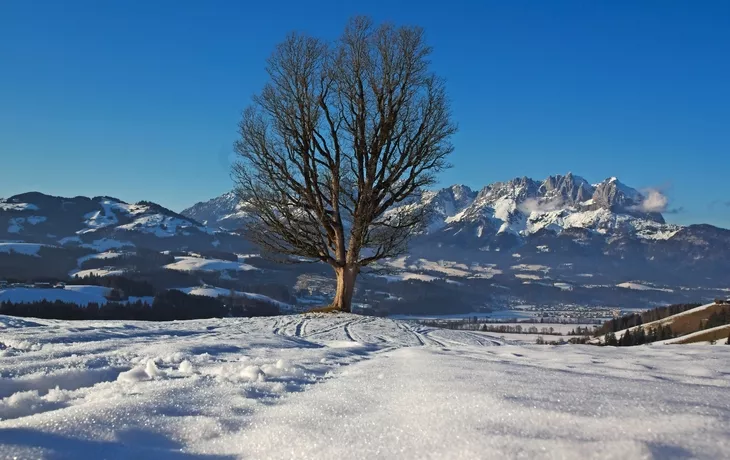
[1,0,729,228]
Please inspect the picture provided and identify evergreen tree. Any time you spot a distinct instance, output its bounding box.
[620,329,633,346]
[634,326,646,345]
[646,327,658,343]
[604,332,618,346]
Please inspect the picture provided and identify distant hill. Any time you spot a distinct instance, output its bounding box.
[3,175,730,315]
[0,192,250,253]
[597,300,730,345]
[183,172,730,292]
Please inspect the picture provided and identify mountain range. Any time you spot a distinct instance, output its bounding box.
[1,173,728,314]
[0,191,246,253]
[180,173,728,278]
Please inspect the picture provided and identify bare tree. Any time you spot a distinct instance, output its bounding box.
[233,16,456,312]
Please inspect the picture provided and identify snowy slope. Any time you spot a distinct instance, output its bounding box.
[175,285,292,309]
[0,314,728,459]
[416,174,679,241]
[164,256,258,273]
[0,287,109,306]
[183,174,686,244]
[0,242,48,256]
[659,323,730,345]
[70,268,126,278]
[181,191,250,230]
[0,203,39,212]
[76,251,126,267]
[597,302,726,344]
[0,193,221,252]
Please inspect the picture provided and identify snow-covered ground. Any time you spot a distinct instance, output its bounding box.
[76,251,126,267]
[78,238,135,251]
[0,286,152,307]
[0,314,728,459]
[374,272,439,283]
[175,286,292,310]
[0,287,110,306]
[616,282,674,293]
[69,267,127,278]
[164,256,258,273]
[0,242,48,256]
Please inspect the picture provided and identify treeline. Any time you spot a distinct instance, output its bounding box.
[69,274,157,297]
[0,246,87,280]
[71,272,295,305]
[377,280,489,315]
[480,324,562,335]
[704,306,730,330]
[77,249,175,272]
[535,336,591,345]
[0,290,279,321]
[595,303,701,336]
[603,324,675,347]
[417,319,592,336]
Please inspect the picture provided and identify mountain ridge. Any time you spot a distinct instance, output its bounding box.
[2,182,729,313]
[176,173,730,288]
[0,192,244,253]
[180,173,693,237]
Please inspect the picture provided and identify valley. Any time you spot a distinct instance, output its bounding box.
[2,173,728,318]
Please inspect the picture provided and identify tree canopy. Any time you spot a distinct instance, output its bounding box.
[233,17,456,311]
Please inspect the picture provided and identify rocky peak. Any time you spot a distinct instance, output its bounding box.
[438,185,476,208]
[539,173,594,205]
[421,185,477,224]
[591,177,643,210]
[476,176,541,204]
[181,191,241,227]
[448,185,475,205]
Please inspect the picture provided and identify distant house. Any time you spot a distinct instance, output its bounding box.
[0,280,7,289]
[34,282,53,289]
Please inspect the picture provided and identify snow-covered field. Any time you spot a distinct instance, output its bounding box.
[616,282,674,293]
[0,242,47,256]
[69,267,127,278]
[0,287,110,306]
[164,256,258,273]
[175,286,292,309]
[0,286,153,307]
[0,314,728,459]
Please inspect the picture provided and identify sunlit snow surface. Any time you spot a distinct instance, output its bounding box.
[0,314,728,459]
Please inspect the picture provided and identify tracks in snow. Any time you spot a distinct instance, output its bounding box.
[273,314,502,349]
[270,312,507,355]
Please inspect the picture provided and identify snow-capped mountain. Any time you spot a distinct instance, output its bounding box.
[409,173,675,244]
[181,192,250,231]
[0,192,245,252]
[181,173,730,287]
[184,173,682,246]
[2,178,728,313]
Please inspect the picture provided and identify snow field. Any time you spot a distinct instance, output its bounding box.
[76,251,126,267]
[69,268,127,278]
[0,314,728,459]
[164,256,258,273]
[175,286,292,309]
[0,242,48,256]
[0,203,39,212]
[0,286,110,306]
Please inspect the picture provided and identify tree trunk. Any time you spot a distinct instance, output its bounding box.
[331,265,359,312]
